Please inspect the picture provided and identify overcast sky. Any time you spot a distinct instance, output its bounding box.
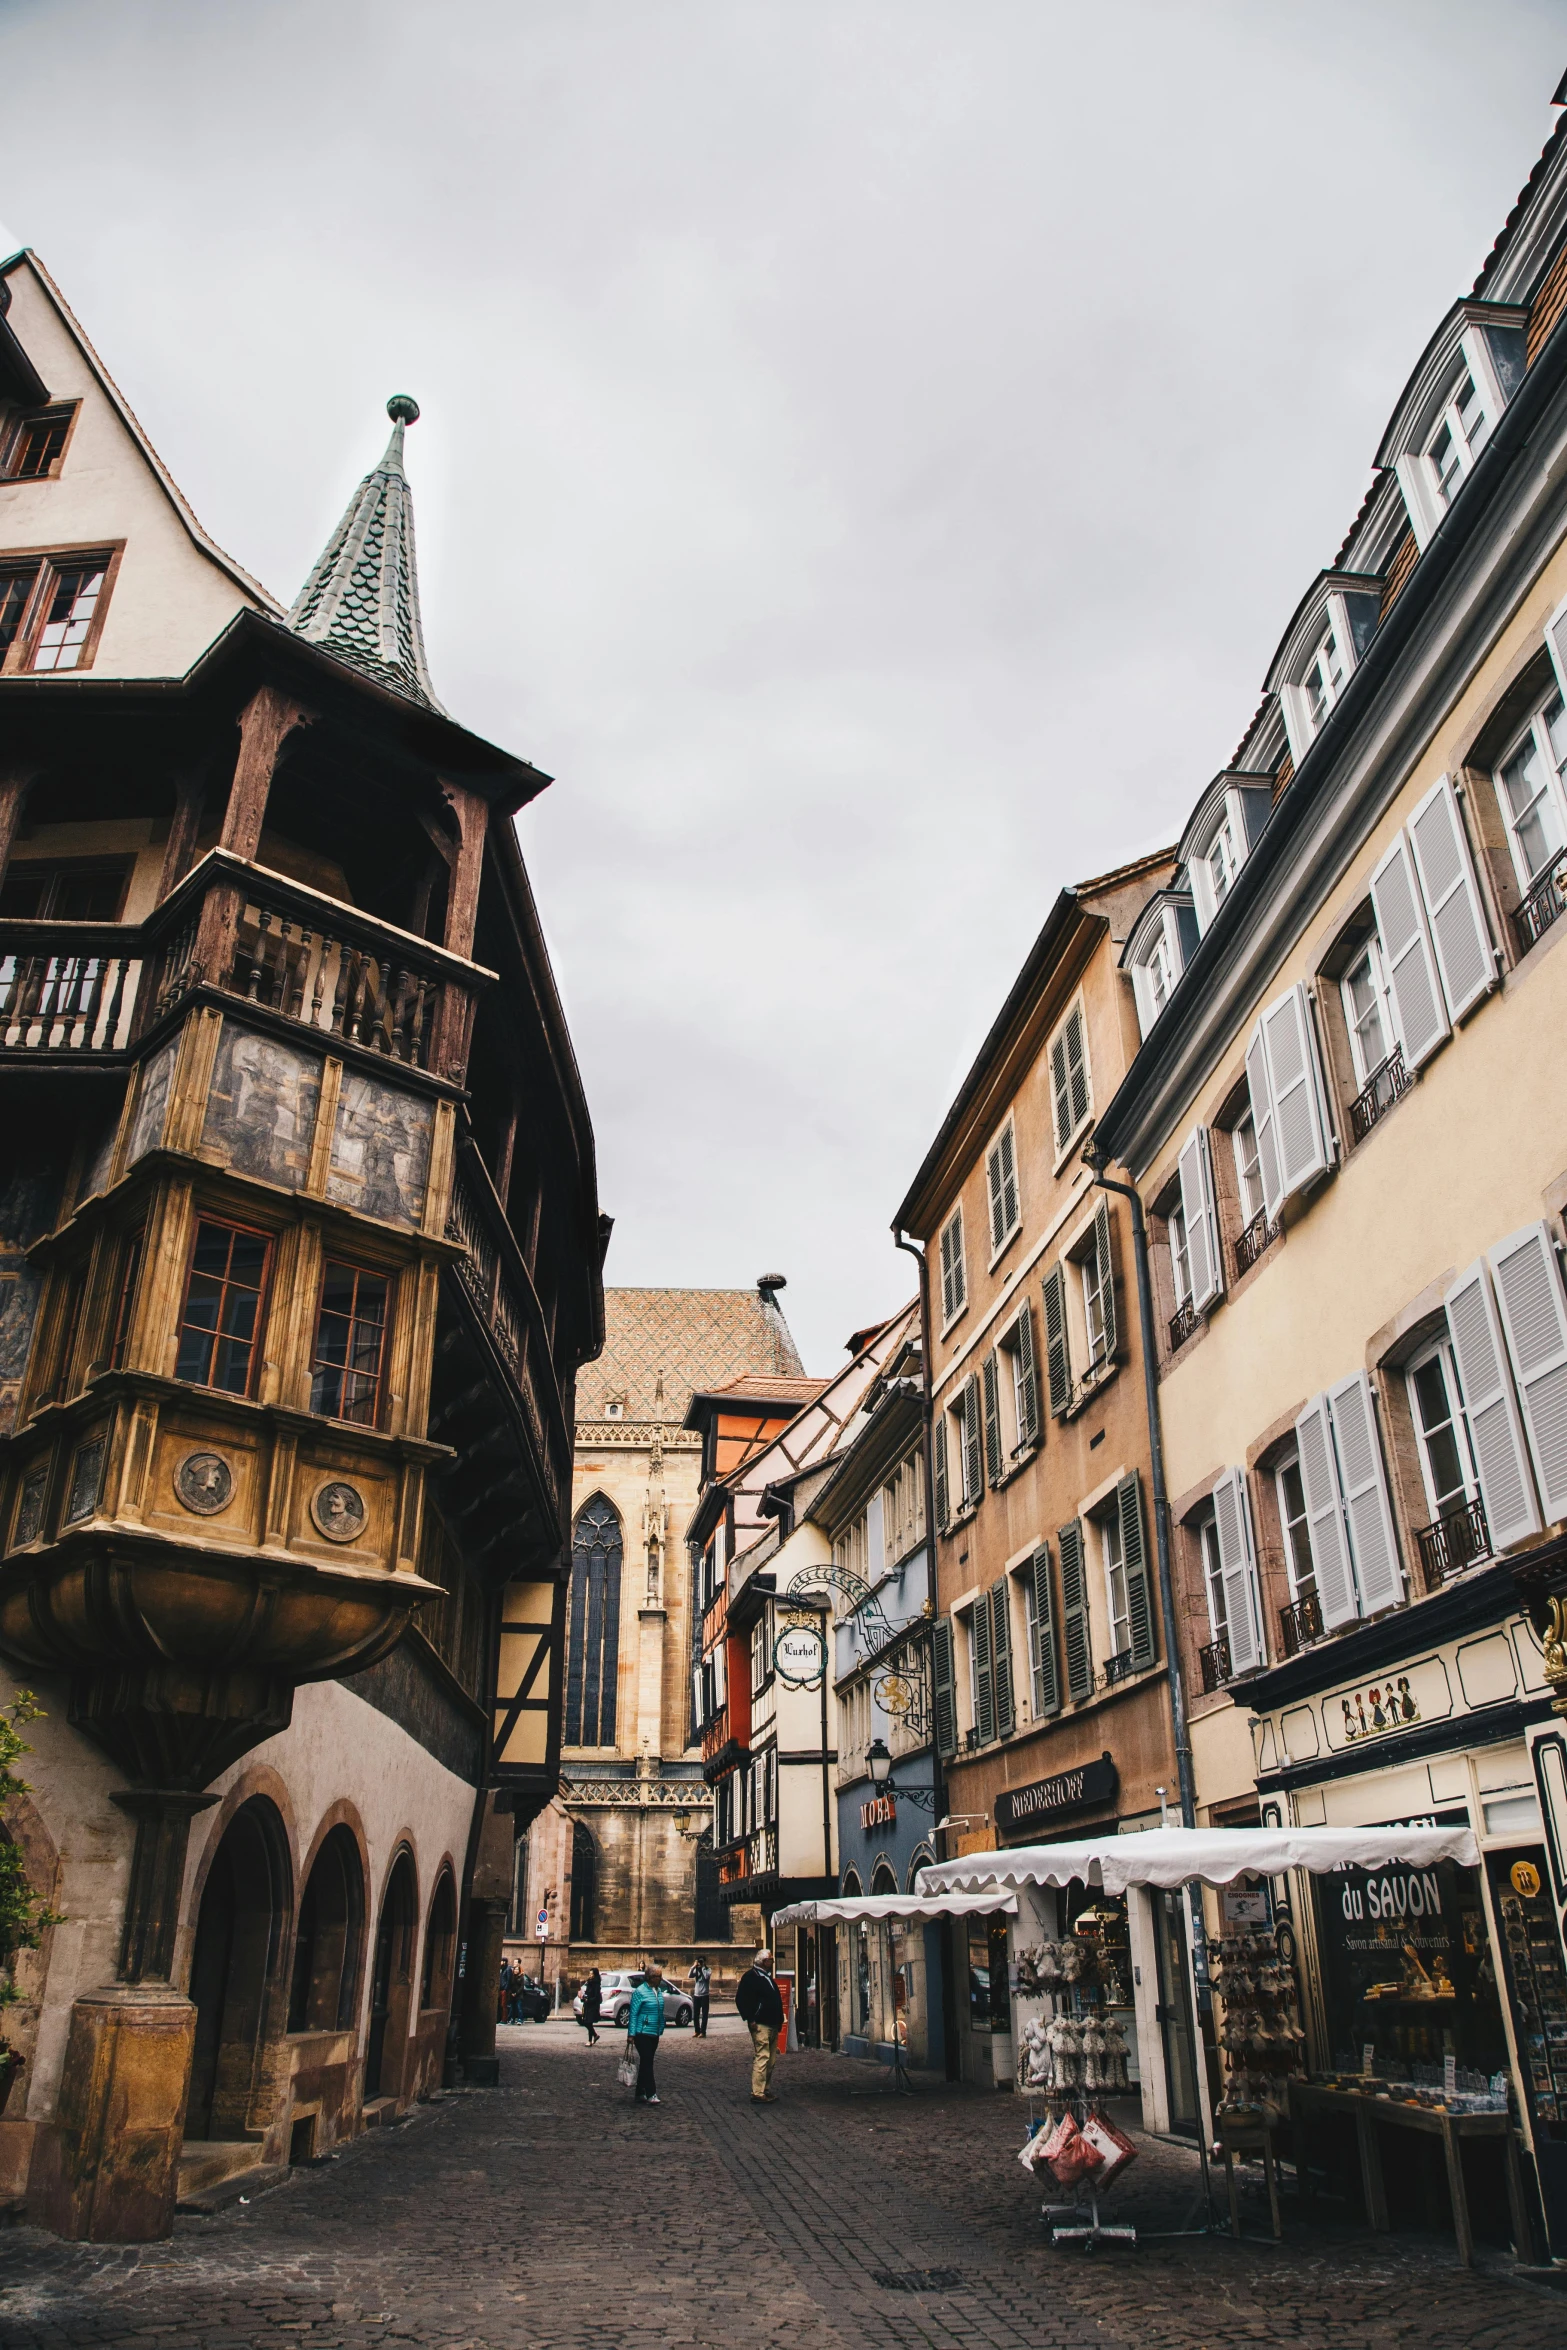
[3,2,1563,1371]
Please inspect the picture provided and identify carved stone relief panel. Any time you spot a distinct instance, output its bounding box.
[326,1072,433,1229]
[126,1036,179,1165]
[0,1143,63,1436]
[201,1020,323,1190]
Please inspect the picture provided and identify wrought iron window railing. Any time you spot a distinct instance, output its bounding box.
[1278,1591,1323,1657]
[1102,1647,1137,1688]
[1514,852,1567,955]
[1169,1300,1200,1353]
[1198,1633,1232,1692]
[1233,1206,1279,1277]
[1348,1047,1411,1145]
[1415,1494,1490,1590]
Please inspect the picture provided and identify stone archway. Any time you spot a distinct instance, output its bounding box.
[568,1819,597,1943]
[365,1849,417,2101]
[287,1825,365,2034]
[186,1797,292,2143]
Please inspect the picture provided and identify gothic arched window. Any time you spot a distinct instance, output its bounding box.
[565,1494,622,1747]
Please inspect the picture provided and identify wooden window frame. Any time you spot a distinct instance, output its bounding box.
[173,1214,276,1400]
[0,541,124,678]
[1,402,81,483]
[108,1224,146,1372]
[1048,996,1093,1166]
[308,1255,393,1429]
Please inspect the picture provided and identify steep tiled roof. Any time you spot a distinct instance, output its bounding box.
[289,396,442,711]
[701,1373,828,1405]
[576,1286,807,1423]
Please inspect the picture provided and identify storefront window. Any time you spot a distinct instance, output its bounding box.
[855,1921,871,2032]
[967,1916,1012,2033]
[1487,1846,1567,2130]
[1312,1853,1507,2083]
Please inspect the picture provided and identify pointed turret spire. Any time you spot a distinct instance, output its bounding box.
[288,395,443,711]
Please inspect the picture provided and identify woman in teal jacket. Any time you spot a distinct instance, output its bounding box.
[627,1963,666,2104]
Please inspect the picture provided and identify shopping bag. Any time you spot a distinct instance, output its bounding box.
[1045,2113,1105,2189]
[617,2044,638,2090]
[1080,2106,1138,2190]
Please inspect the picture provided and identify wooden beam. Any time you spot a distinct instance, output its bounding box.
[219,685,314,863]
[438,782,488,961]
[0,767,37,897]
[156,771,206,901]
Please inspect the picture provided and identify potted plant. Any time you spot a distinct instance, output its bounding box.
[0,1692,61,2113]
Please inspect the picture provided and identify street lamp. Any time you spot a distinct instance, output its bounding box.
[867,1737,893,1788]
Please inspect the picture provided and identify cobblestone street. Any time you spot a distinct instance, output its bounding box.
[1,2019,1563,2350]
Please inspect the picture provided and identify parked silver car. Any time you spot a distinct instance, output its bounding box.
[572,1969,693,2029]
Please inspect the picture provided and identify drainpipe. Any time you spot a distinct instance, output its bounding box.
[894,1226,961,2082]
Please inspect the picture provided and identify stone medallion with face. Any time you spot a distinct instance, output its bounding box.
[175,1451,234,1516]
[311,1480,367,1543]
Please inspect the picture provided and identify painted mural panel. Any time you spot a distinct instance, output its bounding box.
[126,1036,178,1165]
[201,1021,323,1190]
[0,1146,64,1434]
[326,1072,432,1228]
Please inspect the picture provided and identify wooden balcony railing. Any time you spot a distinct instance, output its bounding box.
[0,927,142,1052]
[1415,1494,1490,1591]
[1348,1046,1411,1144]
[1278,1591,1323,1657]
[445,1145,570,1497]
[1198,1633,1232,1692]
[1514,853,1567,955]
[1233,1205,1279,1277]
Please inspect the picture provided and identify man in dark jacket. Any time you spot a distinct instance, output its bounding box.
[735,1948,784,2104]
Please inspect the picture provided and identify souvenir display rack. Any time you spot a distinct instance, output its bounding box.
[1014,1930,1138,2249]
[1210,1922,1305,2122]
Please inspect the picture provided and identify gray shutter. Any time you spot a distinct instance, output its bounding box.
[990,1580,1015,1738]
[1050,1030,1071,1150]
[1261,984,1331,1202]
[1095,1197,1118,1361]
[999,1121,1019,1232]
[1058,1517,1092,1701]
[1177,1126,1223,1313]
[973,1595,995,1746]
[1294,1391,1359,1628]
[1244,1019,1283,1222]
[982,1350,1003,1486]
[1370,831,1448,1070]
[1327,1372,1403,1615]
[1489,1223,1567,1522]
[962,1376,983,1506]
[1118,1473,1155,1669]
[1444,1258,1541,1549]
[1042,1264,1071,1416]
[1029,1544,1060,1719]
[932,1406,950,1530]
[986,1141,1006,1253]
[1066,1007,1091,1131]
[1211,1467,1262,1675]
[1014,1303,1041,1450]
[940,1211,965,1322]
[1408,777,1495,1024]
[932,1617,957,1759]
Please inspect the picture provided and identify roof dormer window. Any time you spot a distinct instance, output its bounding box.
[1205,815,1240,911]
[1378,303,1525,552]
[1427,369,1489,507]
[1123,891,1199,1039]
[1179,773,1273,936]
[1269,577,1381,773]
[1303,617,1346,736]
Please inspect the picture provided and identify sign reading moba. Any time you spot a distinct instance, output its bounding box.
[995,1754,1118,1838]
[774,1622,827,1687]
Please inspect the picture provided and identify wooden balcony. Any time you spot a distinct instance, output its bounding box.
[444,1142,571,1505]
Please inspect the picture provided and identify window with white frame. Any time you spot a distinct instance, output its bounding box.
[1302,616,1346,739]
[997,1303,1041,1459]
[945,1379,983,1514]
[1199,1512,1226,1644]
[1427,368,1491,507]
[1101,1513,1131,1663]
[1495,692,1567,894]
[1049,1001,1092,1153]
[1340,931,1399,1089]
[1206,813,1241,912]
[1168,1197,1192,1313]
[835,1510,870,1585]
[882,1453,924,1564]
[1127,896,1199,1039]
[1081,1222,1114,1369]
[1231,1109,1265,1229]
[939,1205,967,1325]
[1406,1335,1480,1529]
[1275,1452,1316,1606]
[750,1608,773,1695]
[985,1116,1021,1256]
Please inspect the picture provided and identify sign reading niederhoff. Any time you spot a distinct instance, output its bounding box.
[995,1755,1118,1837]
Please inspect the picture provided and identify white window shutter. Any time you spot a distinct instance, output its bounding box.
[1211,1467,1262,1675]
[1261,984,1331,1202]
[1443,1258,1541,1550]
[1393,451,1441,552]
[1407,776,1495,1024]
[1294,1393,1359,1629]
[1369,831,1448,1069]
[1176,1127,1223,1313]
[1000,1122,1019,1232]
[1547,595,1567,707]
[1489,1223,1567,1524]
[1244,1021,1283,1223]
[986,1144,1005,1252]
[1327,1371,1404,1616]
[1277,684,1315,770]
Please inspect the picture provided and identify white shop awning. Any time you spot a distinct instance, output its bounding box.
[771,1889,1020,1926]
[917,1822,1480,1899]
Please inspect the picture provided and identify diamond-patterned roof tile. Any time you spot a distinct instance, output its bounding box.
[288,395,442,711]
[576,1287,808,1425]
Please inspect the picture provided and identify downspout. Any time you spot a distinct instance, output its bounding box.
[894,1226,961,2081]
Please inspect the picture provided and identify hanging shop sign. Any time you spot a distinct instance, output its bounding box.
[774,1621,827,1687]
[995,1754,1118,1838]
[860,1793,897,1830]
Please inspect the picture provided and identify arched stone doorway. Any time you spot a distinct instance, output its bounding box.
[421,1870,457,2013]
[569,1819,597,1943]
[186,1797,292,2143]
[287,1825,365,2033]
[365,1849,417,2101]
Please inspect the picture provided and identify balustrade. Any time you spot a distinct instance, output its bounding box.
[0,928,141,1052]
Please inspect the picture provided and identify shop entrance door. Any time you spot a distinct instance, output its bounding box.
[1153,1887,1201,2137]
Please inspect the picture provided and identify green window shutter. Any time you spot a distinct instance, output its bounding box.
[990,1579,1015,1737]
[1029,1544,1060,1719]
[1095,1197,1118,1361]
[932,1617,958,1759]
[1042,1264,1072,1417]
[982,1350,1003,1486]
[940,1210,965,1321]
[973,1595,995,1746]
[1118,1472,1156,1668]
[932,1407,950,1530]
[1058,1516,1093,1701]
[1015,1302,1041,1450]
[962,1376,983,1506]
[986,1142,1006,1253]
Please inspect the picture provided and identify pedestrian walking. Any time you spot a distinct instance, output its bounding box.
[580,1966,602,2045]
[735,1947,784,2104]
[687,1958,711,2038]
[497,1956,514,2025]
[627,1963,666,2105]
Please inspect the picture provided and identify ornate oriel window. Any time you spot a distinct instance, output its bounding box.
[564,1494,622,1747]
